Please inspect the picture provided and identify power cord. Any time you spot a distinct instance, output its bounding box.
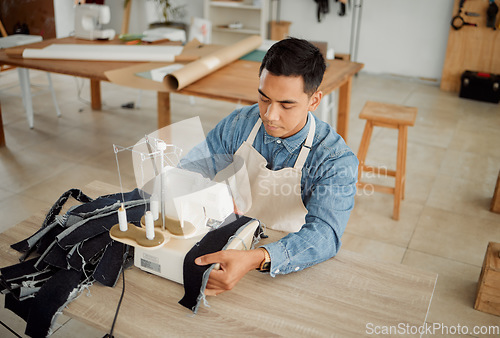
[103,245,128,338]
[73,77,141,111]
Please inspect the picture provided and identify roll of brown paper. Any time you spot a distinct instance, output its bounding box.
[163,35,262,91]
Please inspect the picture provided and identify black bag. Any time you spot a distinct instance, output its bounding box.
[459,70,500,103]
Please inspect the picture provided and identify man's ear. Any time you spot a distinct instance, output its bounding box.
[307,90,323,112]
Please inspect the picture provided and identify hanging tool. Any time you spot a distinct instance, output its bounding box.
[314,0,330,22]
[464,11,480,17]
[451,15,478,29]
[486,0,498,30]
[335,0,350,17]
[451,0,477,30]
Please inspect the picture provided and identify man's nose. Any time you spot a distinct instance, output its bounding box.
[265,103,280,121]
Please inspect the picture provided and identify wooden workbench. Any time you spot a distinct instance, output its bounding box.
[0,181,437,337]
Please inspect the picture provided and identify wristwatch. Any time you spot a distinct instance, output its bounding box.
[258,247,271,272]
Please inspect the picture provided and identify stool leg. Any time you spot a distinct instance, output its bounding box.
[0,103,5,147]
[357,121,374,182]
[393,125,406,220]
[401,125,408,200]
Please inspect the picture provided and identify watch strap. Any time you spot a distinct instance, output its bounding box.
[258,247,271,272]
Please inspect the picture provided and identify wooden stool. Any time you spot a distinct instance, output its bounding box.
[357,101,417,220]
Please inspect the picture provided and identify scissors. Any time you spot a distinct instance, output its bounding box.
[451,15,478,30]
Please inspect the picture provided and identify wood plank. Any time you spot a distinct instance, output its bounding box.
[157,91,171,128]
[357,182,395,195]
[121,0,132,35]
[491,170,500,213]
[0,180,436,337]
[90,79,101,110]
[359,101,417,126]
[337,76,352,140]
[362,165,396,177]
[441,0,500,92]
[474,242,500,316]
[0,103,5,147]
[0,18,7,37]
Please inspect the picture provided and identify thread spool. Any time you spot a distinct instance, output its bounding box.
[145,211,155,240]
[118,203,128,231]
[150,199,159,220]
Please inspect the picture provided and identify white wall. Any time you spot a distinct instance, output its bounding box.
[53,0,76,38]
[52,0,453,81]
[280,0,454,81]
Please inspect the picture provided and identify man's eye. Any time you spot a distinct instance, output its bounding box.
[281,105,292,110]
[260,97,270,102]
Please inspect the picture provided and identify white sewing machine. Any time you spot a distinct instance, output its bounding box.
[110,162,259,284]
[74,4,116,40]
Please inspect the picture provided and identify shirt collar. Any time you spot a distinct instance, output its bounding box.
[263,112,311,153]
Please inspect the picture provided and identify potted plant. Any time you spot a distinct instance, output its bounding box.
[148,0,187,30]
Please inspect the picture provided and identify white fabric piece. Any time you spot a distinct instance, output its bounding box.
[23,44,183,62]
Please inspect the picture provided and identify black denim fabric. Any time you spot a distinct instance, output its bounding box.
[25,268,83,338]
[0,188,147,337]
[179,215,262,313]
[11,189,93,258]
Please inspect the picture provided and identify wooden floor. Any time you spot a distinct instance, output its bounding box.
[0,69,499,337]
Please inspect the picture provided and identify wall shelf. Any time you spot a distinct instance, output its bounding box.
[210,2,262,10]
[214,27,261,35]
[204,0,269,45]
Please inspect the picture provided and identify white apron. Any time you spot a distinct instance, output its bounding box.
[216,114,316,232]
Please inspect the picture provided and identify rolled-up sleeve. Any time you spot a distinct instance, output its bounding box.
[262,148,358,277]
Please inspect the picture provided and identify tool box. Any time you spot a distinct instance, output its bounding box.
[459,71,500,103]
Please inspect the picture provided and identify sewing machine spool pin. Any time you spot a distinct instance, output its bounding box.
[157,140,167,232]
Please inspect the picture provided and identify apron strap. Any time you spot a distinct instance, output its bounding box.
[246,118,262,145]
[294,113,316,170]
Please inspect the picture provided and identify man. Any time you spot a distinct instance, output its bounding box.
[187,37,358,296]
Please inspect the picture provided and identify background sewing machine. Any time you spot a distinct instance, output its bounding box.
[74,3,115,40]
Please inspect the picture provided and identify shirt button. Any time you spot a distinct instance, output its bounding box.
[274,269,280,274]
[294,267,300,271]
[276,140,282,144]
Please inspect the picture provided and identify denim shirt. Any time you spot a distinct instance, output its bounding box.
[181,104,358,277]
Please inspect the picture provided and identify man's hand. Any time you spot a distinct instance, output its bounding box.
[195,249,265,296]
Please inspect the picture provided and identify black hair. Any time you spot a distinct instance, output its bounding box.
[259,37,326,96]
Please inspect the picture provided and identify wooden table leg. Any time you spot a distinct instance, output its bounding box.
[337,77,353,142]
[90,79,101,110]
[491,170,500,213]
[0,103,5,147]
[157,91,171,128]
